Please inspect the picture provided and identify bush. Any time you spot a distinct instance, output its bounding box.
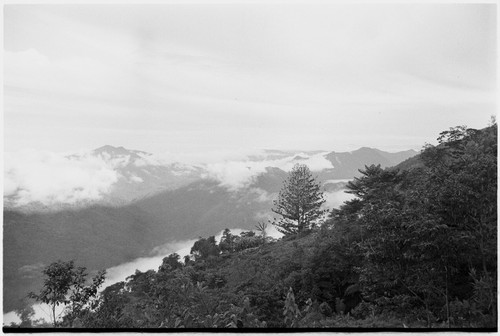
[351,301,375,319]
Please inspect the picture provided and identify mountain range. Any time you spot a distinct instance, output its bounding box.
[3,145,417,313]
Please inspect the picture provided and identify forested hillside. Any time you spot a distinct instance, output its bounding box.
[10,124,497,329]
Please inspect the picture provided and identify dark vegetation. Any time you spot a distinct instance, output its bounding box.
[9,124,497,329]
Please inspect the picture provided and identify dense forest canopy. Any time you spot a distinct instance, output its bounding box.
[10,123,497,329]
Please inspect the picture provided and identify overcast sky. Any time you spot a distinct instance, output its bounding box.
[3,3,497,155]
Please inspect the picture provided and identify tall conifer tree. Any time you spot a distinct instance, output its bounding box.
[272,164,326,235]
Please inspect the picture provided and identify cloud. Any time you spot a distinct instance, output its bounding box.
[97,152,133,168]
[18,263,46,279]
[249,188,275,203]
[155,149,267,165]
[3,6,496,155]
[3,303,63,327]
[203,152,333,191]
[296,153,335,171]
[133,155,170,167]
[323,190,356,210]
[3,146,338,207]
[253,212,284,239]
[129,174,144,183]
[4,150,120,207]
[204,161,268,191]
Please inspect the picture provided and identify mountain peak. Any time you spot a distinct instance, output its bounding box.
[94,145,127,152]
[93,145,149,157]
[353,147,378,153]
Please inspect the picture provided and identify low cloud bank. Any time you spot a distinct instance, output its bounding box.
[204,162,268,191]
[204,152,333,191]
[132,149,268,167]
[3,148,203,207]
[249,188,275,203]
[4,148,335,206]
[3,303,65,327]
[4,150,120,207]
[323,189,356,210]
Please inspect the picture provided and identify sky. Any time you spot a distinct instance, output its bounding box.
[3,3,497,155]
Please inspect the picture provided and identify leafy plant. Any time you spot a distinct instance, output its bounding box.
[28,260,105,327]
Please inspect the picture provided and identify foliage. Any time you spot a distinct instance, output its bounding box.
[219,228,236,253]
[283,287,301,327]
[28,260,105,327]
[272,163,326,235]
[190,236,220,260]
[219,229,266,254]
[332,124,497,327]
[159,253,183,272]
[14,304,36,328]
[255,222,268,238]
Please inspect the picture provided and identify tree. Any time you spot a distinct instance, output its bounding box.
[219,228,236,253]
[330,124,497,327]
[190,236,220,260]
[255,222,268,239]
[28,260,105,327]
[159,253,182,272]
[271,164,326,235]
[15,304,36,328]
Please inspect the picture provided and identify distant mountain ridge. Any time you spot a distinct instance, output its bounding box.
[91,145,205,204]
[318,147,418,180]
[5,145,417,213]
[93,145,149,158]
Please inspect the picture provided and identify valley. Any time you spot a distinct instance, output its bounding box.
[3,146,416,314]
